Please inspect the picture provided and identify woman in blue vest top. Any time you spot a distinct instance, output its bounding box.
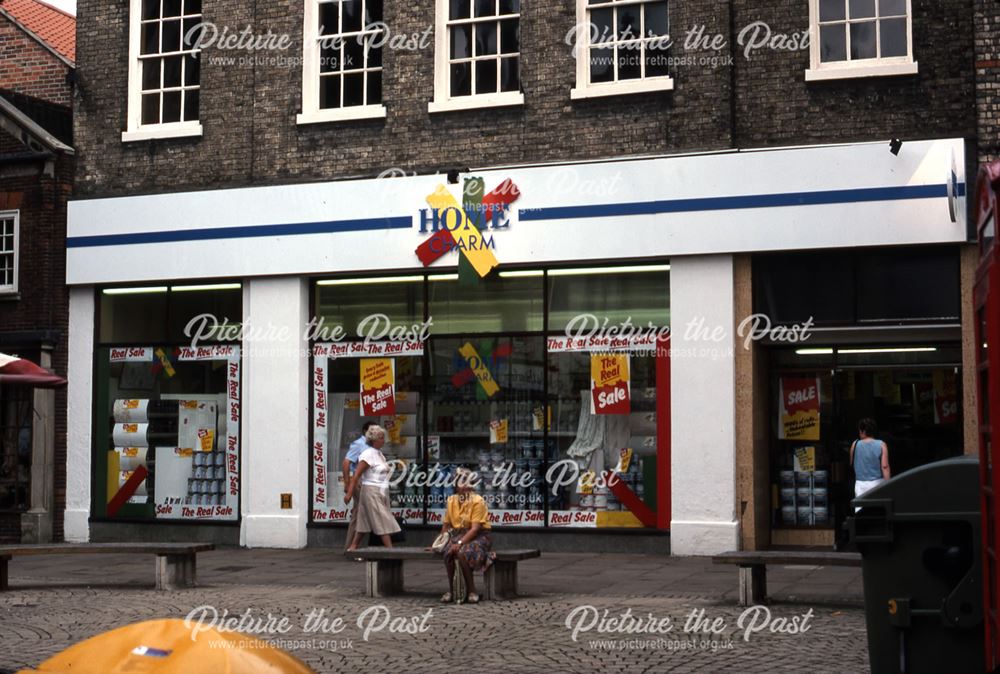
[849,417,891,511]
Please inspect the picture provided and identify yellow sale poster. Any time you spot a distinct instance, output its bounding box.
[779,377,820,441]
[591,353,630,415]
[489,419,509,444]
[360,358,395,416]
[793,446,816,472]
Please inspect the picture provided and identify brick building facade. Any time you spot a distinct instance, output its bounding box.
[0,0,74,543]
[66,1,984,553]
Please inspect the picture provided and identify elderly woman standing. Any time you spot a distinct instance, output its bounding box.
[437,467,496,604]
[345,425,400,551]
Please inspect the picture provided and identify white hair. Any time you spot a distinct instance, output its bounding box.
[365,425,386,443]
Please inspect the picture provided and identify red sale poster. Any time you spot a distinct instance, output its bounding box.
[591,353,630,415]
[779,376,820,441]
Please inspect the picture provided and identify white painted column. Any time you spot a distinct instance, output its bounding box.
[240,277,310,548]
[670,255,739,555]
[65,287,94,542]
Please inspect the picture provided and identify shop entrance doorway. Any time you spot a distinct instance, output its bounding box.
[768,345,964,548]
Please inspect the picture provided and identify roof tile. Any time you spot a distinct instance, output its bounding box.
[2,0,75,64]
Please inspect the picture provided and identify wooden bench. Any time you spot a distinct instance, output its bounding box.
[0,543,215,591]
[347,547,541,601]
[712,550,862,606]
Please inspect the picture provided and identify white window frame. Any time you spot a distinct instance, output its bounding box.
[298,0,388,125]
[805,0,918,82]
[570,0,674,100]
[429,0,525,113]
[0,211,19,296]
[123,0,204,142]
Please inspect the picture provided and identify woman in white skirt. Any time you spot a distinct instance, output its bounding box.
[345,425,400,551]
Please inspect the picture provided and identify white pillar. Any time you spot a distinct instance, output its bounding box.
[240,278,310,548]
[670,255,739,555]
[65,287,94,542]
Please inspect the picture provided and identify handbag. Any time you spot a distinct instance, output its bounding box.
[431,531,450,554]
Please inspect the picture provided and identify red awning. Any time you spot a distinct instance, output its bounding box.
[0,352,67,388]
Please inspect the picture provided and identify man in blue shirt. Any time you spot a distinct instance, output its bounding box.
[342,421,374,550]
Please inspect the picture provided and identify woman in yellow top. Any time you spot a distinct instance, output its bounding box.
[437,467,496,604]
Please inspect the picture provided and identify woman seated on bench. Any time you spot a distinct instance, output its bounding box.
[437,467,496,605]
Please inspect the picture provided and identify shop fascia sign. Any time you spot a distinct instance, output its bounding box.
[415,177,521,278]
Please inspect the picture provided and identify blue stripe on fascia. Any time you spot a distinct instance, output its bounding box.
[517,183,968,221]
[66,216,413,248]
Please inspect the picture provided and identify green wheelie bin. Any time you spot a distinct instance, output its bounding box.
[849,456,983,674]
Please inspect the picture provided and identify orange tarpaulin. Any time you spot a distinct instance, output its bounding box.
[17,618,315,674]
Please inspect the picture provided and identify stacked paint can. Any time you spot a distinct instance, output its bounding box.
[779,470,829,525]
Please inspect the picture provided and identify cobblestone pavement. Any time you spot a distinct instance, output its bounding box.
[0,550,869,673]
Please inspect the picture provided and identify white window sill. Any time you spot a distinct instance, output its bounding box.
[122,123,203,143]
[428,91,525,114]
[0,290,19,300]
[571,77,675,100]
[805,61,918,82]
[296,105,388,125]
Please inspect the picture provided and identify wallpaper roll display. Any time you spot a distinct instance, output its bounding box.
[115,446,148,471]
[112,399,150,423]
[112,423,150,447]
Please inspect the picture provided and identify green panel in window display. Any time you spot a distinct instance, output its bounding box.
[314,278,423,337]
[547,268,669,333]
[429,274,542,333]
[100,290,169,343]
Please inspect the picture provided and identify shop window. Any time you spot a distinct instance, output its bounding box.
[428,273,542,333]
[548,266,670,333]
[124,0,203,141]
[570,0,674,99]
[168,284,242,342]
[310,264,669,529]
[0,385,31,512]
[770,350,964,540]
[298,0,388,125]
[100,287,170,344]
[547,348,660,528]
[311,342,424,524]
[0,211,17,295]
[806,0,917,81]
[95,284,242,522]
[427,336,546,523]
[429,0,524,112]
[314,277,424,338]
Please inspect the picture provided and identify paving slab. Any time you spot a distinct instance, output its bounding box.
[0,548,868,673]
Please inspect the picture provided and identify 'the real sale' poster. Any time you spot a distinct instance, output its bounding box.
[360,358,395,416]
[591,353,630,415]
[779,377,821,441]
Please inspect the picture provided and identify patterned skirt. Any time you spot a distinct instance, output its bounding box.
[443,529,496,572]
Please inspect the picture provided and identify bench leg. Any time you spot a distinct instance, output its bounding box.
[738,565,767,607]
[366,560,404,597]
[451,566,496,602]
[492,560,518,599]
[0,556,8,591]
[482,566,494,601]
[156,553,196,591]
